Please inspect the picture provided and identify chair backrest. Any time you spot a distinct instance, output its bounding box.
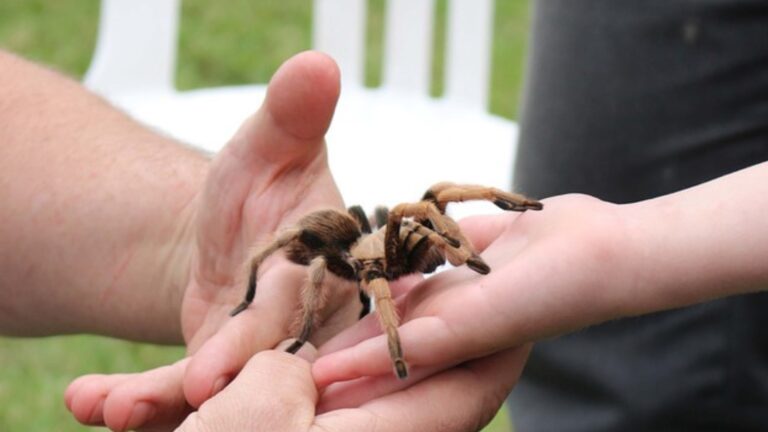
[87,0,495,109]
[85,0,180,95]
[314,0,495,110]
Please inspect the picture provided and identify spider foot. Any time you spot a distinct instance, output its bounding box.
[466,254,491,275]
[394,359,409,380]
[442,233,461,248]
[493,198,543,212]
[229,301,250,317]
[286,339,305,354]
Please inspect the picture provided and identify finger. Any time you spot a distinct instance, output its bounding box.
[316,291,408,358]
[258,51,340,144]
[317,362,439,412]
[215,50,340,170]
[185,259,304,407]
[316,312,385,358]
[315,274,422,357]
[313,316,457,387]
[196,51,342,283]
[313,346,531,432]
[98,359,192,432]
[67,373,132,426]
[186,245,360,408]
[388,274,424,298]
[312,233,542,387]
[183,301,288,408]
[311,267,492,387]
[178,351,318,432]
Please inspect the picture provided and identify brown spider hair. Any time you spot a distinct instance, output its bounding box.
[231,182,542,379]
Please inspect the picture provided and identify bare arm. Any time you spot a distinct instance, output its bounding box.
[0,50,206,342]
[620,161,768,316]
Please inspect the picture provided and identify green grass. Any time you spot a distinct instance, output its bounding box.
[0,1,530,430]
[0,336,185,431]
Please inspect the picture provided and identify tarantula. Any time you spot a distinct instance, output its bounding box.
[230,182,543,379]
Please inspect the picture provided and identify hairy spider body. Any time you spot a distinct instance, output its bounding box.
[284,210,361,280]
[230,183,543,379]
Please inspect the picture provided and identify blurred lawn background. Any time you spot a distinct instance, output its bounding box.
[0,1,530,431]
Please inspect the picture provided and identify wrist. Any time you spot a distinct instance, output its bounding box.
[614,190,741,319]
[616,181,763,320]
[127,159,207,344]
[503,194,642,341]
[607,200,660,319]
[562,196,644,327]
[150,191,201,343]
[92,143,208,344]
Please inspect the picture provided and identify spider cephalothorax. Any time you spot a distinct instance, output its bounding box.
[230,182,542,379]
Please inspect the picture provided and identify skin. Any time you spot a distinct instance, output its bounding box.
[45,47,531,431]
[0,49,361,430]
[8,43,768,431]
[0,49,202,341]
[310,162,768,407]
[174,342,531,432]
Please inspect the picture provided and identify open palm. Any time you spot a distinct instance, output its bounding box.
[66,52,361,431]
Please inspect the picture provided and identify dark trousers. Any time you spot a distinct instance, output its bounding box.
[509,1,768,430]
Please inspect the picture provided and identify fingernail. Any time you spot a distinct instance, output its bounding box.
[212,375,231,395]
[125,402,156,429]
[296,343,318,363]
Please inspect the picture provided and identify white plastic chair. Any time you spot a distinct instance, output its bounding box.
[85,0,517,216]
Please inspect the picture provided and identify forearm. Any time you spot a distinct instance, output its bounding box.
[0,50,207,342]
[618,161,768,316]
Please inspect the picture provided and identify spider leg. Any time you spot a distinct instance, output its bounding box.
[339,250,369,318]
[384,210,410,277]
[362,274,408,379]
[374,206,389,229]
[358,288,371,318]
[388,202,460,247]
[387,182,541,275]
[406,220,490,274]
[286,256,328,354]
[230,227,301,316]
[423,182,543,213]
[387,204,489,275]
[348,205,372,234]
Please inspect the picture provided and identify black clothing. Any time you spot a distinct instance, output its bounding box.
[509,1,768,431]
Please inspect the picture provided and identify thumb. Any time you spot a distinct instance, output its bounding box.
[224,50,341,167]
[194,50,341,283]
[177,350,318,432]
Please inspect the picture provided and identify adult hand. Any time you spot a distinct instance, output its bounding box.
[177,343,530,432]
[66,51,362,431]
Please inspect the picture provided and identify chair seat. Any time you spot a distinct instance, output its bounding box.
[109,86,517,218]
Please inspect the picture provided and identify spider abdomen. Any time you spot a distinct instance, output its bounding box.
[284,209,363,276]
